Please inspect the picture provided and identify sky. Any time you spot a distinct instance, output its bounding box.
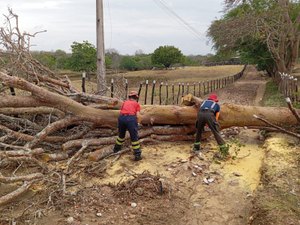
[0,0,225,55]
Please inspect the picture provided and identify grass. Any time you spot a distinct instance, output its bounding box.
[262,80,300,108]
[261,81,287,107]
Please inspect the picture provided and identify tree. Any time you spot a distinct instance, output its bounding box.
[69,41,96,75]
[105,48,121,70]
[53,50,69,70]
[151,46,184,68]
[208,0,300,75]
[120,56,139,71]
[32,51,56,70]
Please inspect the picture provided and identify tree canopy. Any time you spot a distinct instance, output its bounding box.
[151,46,184,68]
[69,41,97,73]
[208,0,300,75]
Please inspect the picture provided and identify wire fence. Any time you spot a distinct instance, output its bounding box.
[277,72,299,103]
[107,65,247,105]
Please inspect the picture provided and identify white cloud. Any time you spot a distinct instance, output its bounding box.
[0,0,224,55]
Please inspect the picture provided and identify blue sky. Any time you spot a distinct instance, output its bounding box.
[0,0,225,55]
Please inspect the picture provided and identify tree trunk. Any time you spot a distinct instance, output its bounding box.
[0,72,299,129]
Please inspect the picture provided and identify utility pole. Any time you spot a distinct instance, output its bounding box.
[96,0,106,95]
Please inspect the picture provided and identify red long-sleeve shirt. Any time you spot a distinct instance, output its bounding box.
[120,99,141,115]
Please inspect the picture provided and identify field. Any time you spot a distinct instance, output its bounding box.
[68,65,244,103]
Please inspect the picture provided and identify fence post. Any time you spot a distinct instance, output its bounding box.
[159,82,163,105]
[198,81,201,97]
[137,82,142,102]
[165,82,169,105]
[144,80,149,104]
[295,79,299,103]
[203,81,207,95]
[110,78,114,98]
[187,83,190,95]
[151,80,156,105]
[172,83,175,104]
[81,71,86,93]
[182,83,185,96]
[125,79,128,99]
[193,82,196,96]
[177,83,181,104]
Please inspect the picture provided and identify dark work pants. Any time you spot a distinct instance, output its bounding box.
[116,115,141,155]
[195,110,225,146]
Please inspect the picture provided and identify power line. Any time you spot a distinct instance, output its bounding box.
[152,0,203,41]
[105,0,113,49]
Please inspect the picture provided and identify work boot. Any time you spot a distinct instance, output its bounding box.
[133,149,142,161]
[193,143,201,152]
[113,144,122,153]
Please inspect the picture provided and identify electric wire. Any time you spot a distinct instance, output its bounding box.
[105,0,113,49]
[157,0,203,39]
[152,0,203,40]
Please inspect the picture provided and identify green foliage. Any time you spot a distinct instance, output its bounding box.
[120,54,153,71]
[184,55,208,66]
[227,138,245,160]
[69,41,96,72]
[262,81,286,107]
[105,48,121,70]
[238,38,275,74]
[120,56,139,71]
[32,51,56,70]
[151,45,184,68]
[208,1,300,75]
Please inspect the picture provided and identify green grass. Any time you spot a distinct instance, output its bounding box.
[262,81,287,107]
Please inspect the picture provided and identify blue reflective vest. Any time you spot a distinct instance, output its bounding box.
[200,100,220,115]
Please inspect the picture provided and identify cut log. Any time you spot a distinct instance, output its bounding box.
[0,107,65,118]
[0,181,34,206]
[40,152,69,162]
[88,145,114,161]
[0,173,43,183]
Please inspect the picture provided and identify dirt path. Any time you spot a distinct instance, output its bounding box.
[214,66,268,106]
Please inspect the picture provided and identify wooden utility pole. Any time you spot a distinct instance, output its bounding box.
[96,0,106,95]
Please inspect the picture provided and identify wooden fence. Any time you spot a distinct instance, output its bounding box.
[107,65,247,105]
[278,72,299,103]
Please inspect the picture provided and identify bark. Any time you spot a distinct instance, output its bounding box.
[40,152,69,162]
[67,93,123,109]
[286,97,300,124]
[88,145,114,161]
[254,114,300,139]
[0,148,44,157]
[0,72,118,127]
[0,107,65,118]
[0,181,34,206]
[0,124,67,143]
[63,126,195,150]
[25,117,84,148]
[0,173,43,183]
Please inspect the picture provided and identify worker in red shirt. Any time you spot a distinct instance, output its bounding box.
[113,91,142,161]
